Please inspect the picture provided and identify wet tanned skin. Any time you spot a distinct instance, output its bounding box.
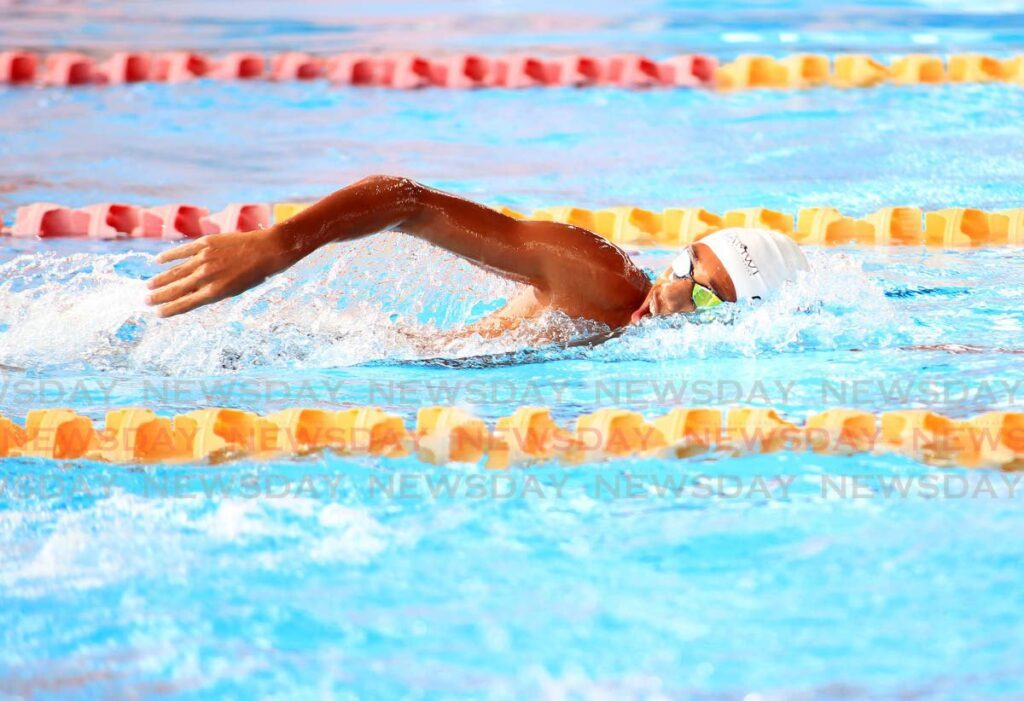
[632,243,737,322]
[146,175,734,329]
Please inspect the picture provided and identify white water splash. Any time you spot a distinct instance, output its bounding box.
[0,241,900,374]
[593,249,904,361]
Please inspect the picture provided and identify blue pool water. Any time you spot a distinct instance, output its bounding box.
[3,1,1024,698]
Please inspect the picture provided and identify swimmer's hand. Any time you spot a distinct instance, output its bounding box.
[146,228,293,317]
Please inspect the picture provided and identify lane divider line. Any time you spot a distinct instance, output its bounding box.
[3,51,1023,89]
[2,406,1020,468]
[4,202,1023,247]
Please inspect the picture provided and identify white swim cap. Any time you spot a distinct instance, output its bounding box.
[697,227,809,300]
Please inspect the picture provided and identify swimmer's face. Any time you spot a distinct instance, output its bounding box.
[630,243,737,323]
[648,273,700,315]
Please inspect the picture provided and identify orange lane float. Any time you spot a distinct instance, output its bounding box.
[415,407,490,464]
[512,204,1023,248]
[806,409,878,454]
[99,408,182,463]
[566,408,667,464]
[988,209,1024,245]
[796,207,876,246]
[172,408,278,461]
[925,208,999,248]
[831,54,889,87]
[1,406,1019,469]
[778,54,831,88]
[715,55,787,89]
[336,407,407,456]
[858,206,925,246]
[947,53,1006,82]
[889,54,946,84]
[15,409,99,460]
[722,208,793,234]
[488,407,572,468]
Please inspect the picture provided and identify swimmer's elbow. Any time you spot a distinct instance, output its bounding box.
[348,174,426,228]
[357,174,424,204]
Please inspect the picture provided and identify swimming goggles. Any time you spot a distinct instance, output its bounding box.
[670,247,723,309]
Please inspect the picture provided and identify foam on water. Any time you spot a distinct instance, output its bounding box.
[0,478,406,597]
[605,249,905,362]
[0,240,899,374]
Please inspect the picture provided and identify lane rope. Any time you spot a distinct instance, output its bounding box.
[4,201,1024,247]
[1,406,1020,468]
[1,50,1021,89]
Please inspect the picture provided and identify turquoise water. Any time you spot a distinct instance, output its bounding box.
[4,2,1024,699]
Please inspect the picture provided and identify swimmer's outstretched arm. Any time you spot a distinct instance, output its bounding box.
[147,175,649,321]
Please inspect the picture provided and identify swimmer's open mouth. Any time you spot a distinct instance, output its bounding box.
[630,299,652,324]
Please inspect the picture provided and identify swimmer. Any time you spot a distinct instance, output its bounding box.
[146,175,809,336]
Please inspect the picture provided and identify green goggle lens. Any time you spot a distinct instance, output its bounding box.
[670,248,723,310]
[691,283,723,309]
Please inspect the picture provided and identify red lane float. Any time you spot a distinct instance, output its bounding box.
[659,54,717,86]
[8,203,269,239]
[96,52,151,84]
[151,52,210,82]
[271,52,323,81]
[0,50,37,83]
[379,53,433,88]
[605,54,661,87]
[208,52,264,80]
[205,203,271,234]
[490,54,550,88]
[14,204,90,237]
[326,53,380,86]
[139,205,217,238]
[0,50,715,89]
[546,55,604,85]
[80,203,142,239]
[43,52,95,86]
[428,54,491,88]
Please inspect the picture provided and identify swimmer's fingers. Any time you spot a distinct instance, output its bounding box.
[148,229,283,317]
[146,273,202,306]
[156,240,205,264]
[155,290,211,318]
[147,256,201,291]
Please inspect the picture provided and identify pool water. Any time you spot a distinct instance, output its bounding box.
[3,1,1024,699]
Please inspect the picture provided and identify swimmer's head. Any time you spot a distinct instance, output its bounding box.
[630,227,809,323]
